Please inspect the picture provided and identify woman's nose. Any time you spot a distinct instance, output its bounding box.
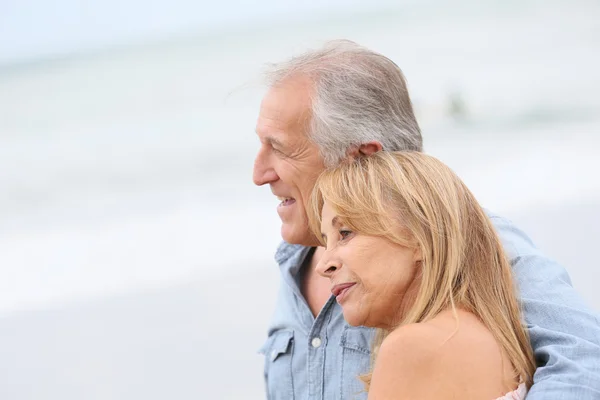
[315,251,339,277]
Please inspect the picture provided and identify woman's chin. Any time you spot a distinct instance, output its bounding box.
[342,311,363,327]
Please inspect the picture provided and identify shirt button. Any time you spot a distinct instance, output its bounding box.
[311,337,322,348]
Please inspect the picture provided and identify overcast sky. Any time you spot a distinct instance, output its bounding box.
[0,0,380,65]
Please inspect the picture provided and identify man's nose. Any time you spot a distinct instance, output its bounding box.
[252,147,278,186]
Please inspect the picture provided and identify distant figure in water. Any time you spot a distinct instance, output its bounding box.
[447,87,468,121]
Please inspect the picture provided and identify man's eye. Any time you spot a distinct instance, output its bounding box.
[272,147,286,156]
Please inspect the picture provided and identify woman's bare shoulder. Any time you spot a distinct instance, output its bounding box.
[368,310,510,400]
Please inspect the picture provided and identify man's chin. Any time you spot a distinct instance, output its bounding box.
[280,223,319,247]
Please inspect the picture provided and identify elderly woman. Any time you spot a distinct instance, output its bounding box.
[309,151,535,399]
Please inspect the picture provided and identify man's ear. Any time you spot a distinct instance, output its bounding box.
[346,141,383,159]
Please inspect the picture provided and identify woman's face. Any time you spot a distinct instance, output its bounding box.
[316,202,422,329]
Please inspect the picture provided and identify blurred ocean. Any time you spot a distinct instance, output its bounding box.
[0,1,599,399]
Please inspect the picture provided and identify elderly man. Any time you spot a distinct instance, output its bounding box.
[253,40,600,399]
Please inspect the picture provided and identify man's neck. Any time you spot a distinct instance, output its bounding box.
[300,246,332,317]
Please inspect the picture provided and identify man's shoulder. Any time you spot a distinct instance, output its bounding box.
[483,208,515,227]
[483,209,537,259]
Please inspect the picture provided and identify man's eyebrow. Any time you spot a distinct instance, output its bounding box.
[257,134,284,148]
[267,137,284,147]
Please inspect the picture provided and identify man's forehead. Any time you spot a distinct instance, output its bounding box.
[255,107,308,144]
[254,118,287,144]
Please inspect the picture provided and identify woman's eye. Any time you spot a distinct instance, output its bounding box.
[339,230,353,240]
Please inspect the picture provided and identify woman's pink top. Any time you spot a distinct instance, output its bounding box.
[495,382,527,400]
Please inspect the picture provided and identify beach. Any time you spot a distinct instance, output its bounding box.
[1,1,599,398]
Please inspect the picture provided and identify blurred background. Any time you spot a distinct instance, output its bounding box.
[0,0,599,398]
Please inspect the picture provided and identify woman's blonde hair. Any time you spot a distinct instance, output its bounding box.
[307,151,536,390]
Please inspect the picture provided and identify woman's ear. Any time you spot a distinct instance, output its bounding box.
[413,247,423,264]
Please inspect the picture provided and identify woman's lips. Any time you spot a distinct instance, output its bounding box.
[331,282,356,303]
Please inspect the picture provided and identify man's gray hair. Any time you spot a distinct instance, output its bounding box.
[265,39,423,167]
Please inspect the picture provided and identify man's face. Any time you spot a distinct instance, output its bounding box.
[253,79,325,246]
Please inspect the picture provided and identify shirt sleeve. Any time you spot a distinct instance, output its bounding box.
[490,214,600,399]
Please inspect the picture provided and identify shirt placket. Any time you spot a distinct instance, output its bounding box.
[306,298,335,400]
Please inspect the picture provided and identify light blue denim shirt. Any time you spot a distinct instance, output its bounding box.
[259,212,600,400]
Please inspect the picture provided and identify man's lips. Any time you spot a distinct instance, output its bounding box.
[331,282,356,297]
[276,196,296,206]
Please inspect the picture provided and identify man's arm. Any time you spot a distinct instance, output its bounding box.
[491,214,600,399]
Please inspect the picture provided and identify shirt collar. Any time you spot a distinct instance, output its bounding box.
[274,241,314,277]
